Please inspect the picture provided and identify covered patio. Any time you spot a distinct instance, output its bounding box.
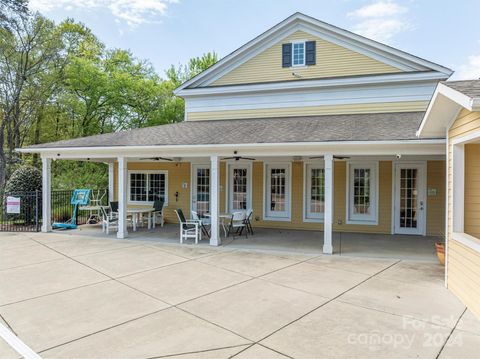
[60,223,440,262]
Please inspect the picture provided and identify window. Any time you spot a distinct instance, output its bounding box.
[232,168,248,210]
[128,171,168,204]
[265,163,291,220]
[193,167,210,215]
[347,163,377,223]
[292,42,305,66]
[305,164,325,221]
[228,164,251,212]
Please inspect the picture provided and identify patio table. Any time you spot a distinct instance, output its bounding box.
[127,207,154,231]
[205,212,233,238]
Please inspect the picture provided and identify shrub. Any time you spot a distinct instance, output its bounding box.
[5,165,42,193]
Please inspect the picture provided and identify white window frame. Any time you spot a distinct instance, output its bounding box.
[264,162,291,221]
[304,162,325,222]
[451,130,480,253]
[127,170,168,205]
[191,164,210,214]
[226,162,252,213]
[291,41,306,67]
[346,162,378,225]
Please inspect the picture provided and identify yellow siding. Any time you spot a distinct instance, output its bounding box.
[112,160,444,234]
[447,110,480,319]
[427,161,446,236]
[465,144,480,238]
[113,162,191,224]
[212,31,402,86]
[187,101,429,121]
[448,240,480,319]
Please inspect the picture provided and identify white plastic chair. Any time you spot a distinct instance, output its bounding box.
[191,210,211,237]
[227,211,248,239]
[175,209,201,244]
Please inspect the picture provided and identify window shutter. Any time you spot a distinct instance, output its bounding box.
[305,41,316,65]
[282,43,292,68]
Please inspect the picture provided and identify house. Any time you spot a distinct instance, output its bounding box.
[418,80,480,318]
[19,13,453,254]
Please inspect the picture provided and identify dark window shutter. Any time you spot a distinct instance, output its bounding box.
[305,41,316,65]
[282,43,292,68]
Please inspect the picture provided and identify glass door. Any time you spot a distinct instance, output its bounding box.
[265,164,290,219]
[228,164,251,212]
[394,163,426,235]
[192,165,210,215]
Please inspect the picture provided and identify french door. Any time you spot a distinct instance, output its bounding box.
[228,163,251,212]
[394,163,426,235]
[191,165,210,215]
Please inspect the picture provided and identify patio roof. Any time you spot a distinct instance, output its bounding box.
[23,112,437,150]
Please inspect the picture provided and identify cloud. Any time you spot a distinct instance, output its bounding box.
[29,0,178,28]
[348,1,411,43]
[455,55,480,80]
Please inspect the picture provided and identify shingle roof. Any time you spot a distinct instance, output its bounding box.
[25,112,433,150]
[442,80,480,99]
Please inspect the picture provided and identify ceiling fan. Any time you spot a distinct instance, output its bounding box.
[139,157,173,161]
[309,155,350,160]
[222,156,256,161]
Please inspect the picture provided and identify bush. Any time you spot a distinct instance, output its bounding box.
[5,165,42,193]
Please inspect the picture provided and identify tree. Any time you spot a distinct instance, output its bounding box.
[0,0,28,30]
[0,13,66,187]
[162,52,218,123]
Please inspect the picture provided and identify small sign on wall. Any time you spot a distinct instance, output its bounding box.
[6,196,20,214]
[428,188,437,196]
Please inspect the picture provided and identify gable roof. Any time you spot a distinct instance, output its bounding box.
[418,80,480,137]
[22,112,432,152]
[441,80,480,99]
[175,12,452,94]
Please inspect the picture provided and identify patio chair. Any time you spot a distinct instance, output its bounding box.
[227,211,248,240]
[110,201,119,214]
[244,208,254,235]
[100,206,118,235]
[175,209,201,244]
[153,199,164,227]
[191,210,210,237]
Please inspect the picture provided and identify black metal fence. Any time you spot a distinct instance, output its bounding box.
[0,189,108,232]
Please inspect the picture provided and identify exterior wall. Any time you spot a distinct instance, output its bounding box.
[465,144,480,238]
[427,161,446,236]
[447,109,480,319]
[113,162,191,224]
[113,160,444,236]
[211,30,402,86]
[186,101,428,121]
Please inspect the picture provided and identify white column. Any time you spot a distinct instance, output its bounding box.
[323,154,333,254]
[108,162,114,203]
[41,157,52,232]
[117,157,128,239]
[210,155,221,246]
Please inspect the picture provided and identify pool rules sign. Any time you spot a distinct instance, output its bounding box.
[6,196,21,214]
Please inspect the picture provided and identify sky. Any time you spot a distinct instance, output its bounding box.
[29,0,480,80]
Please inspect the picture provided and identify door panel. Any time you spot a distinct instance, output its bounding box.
[192,165,210,215]
[228,164,251,212]
[394,163,426,235]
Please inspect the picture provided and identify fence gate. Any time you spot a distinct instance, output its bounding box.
[0,191,41,232]
[0,189,109,232]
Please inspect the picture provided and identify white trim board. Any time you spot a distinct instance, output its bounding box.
[19,139,447,159]
[180,72,446,97]
[185,81,435,114]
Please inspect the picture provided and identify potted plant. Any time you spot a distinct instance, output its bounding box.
[435,235,445,265]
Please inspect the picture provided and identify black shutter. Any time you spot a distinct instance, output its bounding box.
[305,41,316,65]
[282,43,292,68]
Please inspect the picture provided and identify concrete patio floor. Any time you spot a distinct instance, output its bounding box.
[0,230,479,358]
[61,223,440,261]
